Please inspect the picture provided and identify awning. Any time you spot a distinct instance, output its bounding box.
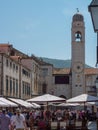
[8,98,34,108]
[0,97,18,107]
[0,100,10,107]
[31,103,41,108]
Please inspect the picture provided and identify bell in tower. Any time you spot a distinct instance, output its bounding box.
[75,31,82,42]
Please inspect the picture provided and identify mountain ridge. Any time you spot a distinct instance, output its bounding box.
[39,57,91,68]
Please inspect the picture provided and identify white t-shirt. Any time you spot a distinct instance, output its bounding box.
[11,114,25,129]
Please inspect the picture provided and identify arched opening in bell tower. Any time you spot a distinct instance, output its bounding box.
[75,31,82,42]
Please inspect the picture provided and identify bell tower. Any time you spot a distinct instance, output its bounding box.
[71,12,85,97]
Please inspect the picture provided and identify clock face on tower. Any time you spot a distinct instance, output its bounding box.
[73,62,84,73]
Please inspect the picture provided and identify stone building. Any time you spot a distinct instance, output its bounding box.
[0,44,53,99]
[51,12,98,99]
[0,12,97,100]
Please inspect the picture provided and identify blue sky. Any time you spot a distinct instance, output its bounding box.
[0,0,96,67]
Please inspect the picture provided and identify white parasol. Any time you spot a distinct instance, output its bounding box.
[57,102,80,107]
[27,94,66,109]
[67,94,98,103]
[67,94,98,110]
[27,94,66,103]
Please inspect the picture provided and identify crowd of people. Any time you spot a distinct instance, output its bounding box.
[0,107,97,130]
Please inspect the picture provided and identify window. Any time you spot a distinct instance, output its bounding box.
[27,84,30,95]
[25,83,27,95]
[10,62,12,68]
[22,69,30,77]
[55,75,69,84]
[91,86,96,92]
[42,83,47,94]
[23,82,25,94]
[16,79,18,96]
[16,65,18,72]
[10,77,12,93]
[6,59,9,67]
[42,68,48,76]
[6,76,8,93]
[13,78,15,94]
[13,64,15,70]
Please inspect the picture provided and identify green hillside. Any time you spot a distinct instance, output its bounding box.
[40,57,91,68]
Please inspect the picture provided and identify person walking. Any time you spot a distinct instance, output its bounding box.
[0,109,11,130]
[96,108,98,130]
[28,112,34,130]
[11,108,28,130]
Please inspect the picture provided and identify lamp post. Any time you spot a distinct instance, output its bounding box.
[88,0,98,66]
[88,2,98,129]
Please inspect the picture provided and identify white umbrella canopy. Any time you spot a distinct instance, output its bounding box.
[27,94,66,103]
[57,103,80,107]
[67,94,98,103]
[8,98,34,108]
[31,103,41,108]
[0,97,18,107]
[0,100,10,107]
